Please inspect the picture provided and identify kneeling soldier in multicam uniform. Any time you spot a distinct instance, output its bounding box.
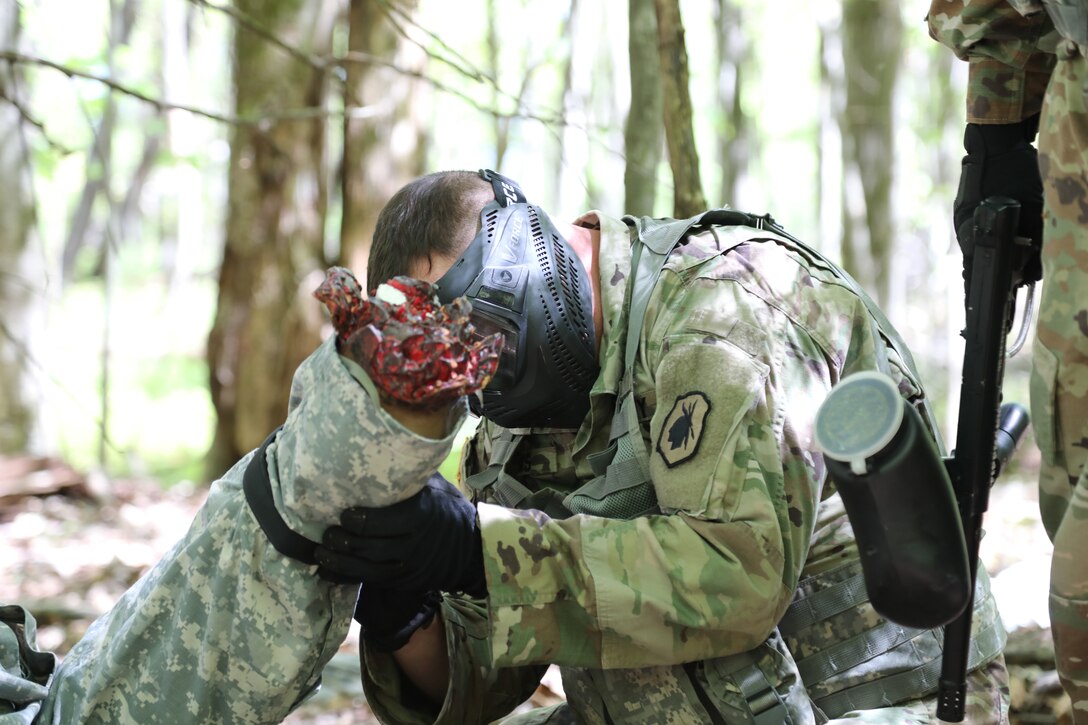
[315,169,1011,724]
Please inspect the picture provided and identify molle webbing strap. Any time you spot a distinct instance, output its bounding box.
[813,615,1005,717]
[242,427,320,566]
[461,431,574,519]
[685,649,789,725]
[776,569,870,634]
[736,662,791,725]
[794,619,925,688]
[490,473,534,509]
[779,561,1004,719]
[463,429,529,506]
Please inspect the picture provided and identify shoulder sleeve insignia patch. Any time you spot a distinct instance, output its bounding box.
[655,391,711,468]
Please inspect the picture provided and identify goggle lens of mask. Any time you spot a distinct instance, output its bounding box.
[468,311,519,389]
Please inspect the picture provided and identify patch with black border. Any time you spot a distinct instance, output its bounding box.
[655,391,711,468]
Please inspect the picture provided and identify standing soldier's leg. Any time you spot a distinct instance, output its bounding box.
[1052,475,1088,723]
[1034,41,1088,724]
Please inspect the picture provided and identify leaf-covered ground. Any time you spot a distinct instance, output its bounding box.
[0,453,1070,723]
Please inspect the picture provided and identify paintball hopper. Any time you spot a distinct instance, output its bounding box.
[814,371,971,629]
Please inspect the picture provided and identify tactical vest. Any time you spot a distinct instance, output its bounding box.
[463,209,1005,722]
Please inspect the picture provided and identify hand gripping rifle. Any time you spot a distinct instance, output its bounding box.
[814,197,1037,721]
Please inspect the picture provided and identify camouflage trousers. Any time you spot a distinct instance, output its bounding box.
[1034,40,1088,724]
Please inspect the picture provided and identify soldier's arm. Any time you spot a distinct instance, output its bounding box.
[471,278,815,670]
[927,0,1055,122]
[360,595,548,724]
[37,338,468,724]
[356,421,549,724]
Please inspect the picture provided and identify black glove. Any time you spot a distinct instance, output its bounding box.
[354,586,442,653]
[316,473,487,597]
[953,114,1044,300]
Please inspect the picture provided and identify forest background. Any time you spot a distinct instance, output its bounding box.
[0,0,1067,722]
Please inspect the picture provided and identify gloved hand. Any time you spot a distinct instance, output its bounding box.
[354,587,443,653]
[953,114,1044,300]
[316,473,487,598]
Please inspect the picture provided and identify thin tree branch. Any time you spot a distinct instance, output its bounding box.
[187,0,331,74]
[376,0,570,126]
[0,83,75,154]
[1,49,565,131]
[0,49,628,171]
[377,0,490,85]
[0,50,334,126]
[333,50,564,127]
[0,51,54,296]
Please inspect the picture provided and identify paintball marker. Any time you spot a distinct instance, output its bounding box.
[937,197,1037,721]
[814,197,1038,721]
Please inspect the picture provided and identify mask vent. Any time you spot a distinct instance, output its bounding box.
[529,208,590,336]
[539,291,588,389]
[483,207,500,245]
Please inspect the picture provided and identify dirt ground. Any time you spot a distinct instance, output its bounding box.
[0,452,1071,723]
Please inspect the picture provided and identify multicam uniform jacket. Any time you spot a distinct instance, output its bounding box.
[931,2,1088,718]
[360,211,1010,724]
[928,0,1057,123]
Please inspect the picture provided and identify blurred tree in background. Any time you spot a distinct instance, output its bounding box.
[840,0,902,303]
[0,0,982,483]
[338,0,426,273]
[205,0,336,476]
[0,0,44,455]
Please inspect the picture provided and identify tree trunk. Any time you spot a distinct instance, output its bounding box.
[0,2,43,454]
[715,0,751,208]
[840,0,903,304]
[205,0,337,478]
[653,0,705,217]
[819,15,844,263]
[340,0,426,280]
[59,0,137,286]
[547,0,579,209]
[484,0,506,170]
[624,0,663,216]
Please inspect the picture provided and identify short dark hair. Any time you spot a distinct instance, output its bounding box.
[367,170,490,289]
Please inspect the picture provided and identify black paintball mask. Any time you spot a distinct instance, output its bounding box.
[435,169,599,429]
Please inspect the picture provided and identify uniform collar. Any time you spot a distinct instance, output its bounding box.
[572,210,634,455]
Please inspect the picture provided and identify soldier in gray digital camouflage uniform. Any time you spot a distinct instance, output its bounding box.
[2,301,477,722]
[313,169,1012,724]
[929,1,1088,719]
